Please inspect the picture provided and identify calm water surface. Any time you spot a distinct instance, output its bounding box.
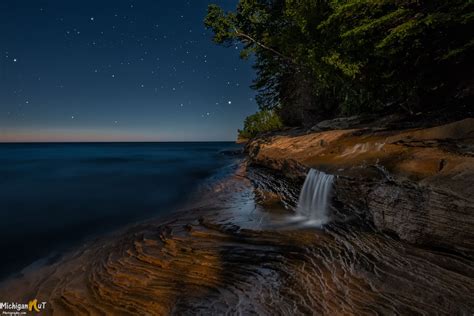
[0,142,241,279]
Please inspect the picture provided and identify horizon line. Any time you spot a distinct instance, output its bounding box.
[0,140,237,144]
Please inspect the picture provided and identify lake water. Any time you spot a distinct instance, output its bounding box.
[0,142,242,279]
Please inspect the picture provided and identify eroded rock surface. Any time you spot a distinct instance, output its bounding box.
[246,118,474,255]
[0,119,472,315]
[1,163,473,315]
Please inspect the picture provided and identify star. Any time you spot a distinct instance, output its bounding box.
[1,1,258,142]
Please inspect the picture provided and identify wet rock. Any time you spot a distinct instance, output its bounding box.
[247,166,301,209]
[246,118,474,255]
[1,158,473,315]
[334,175,474,257]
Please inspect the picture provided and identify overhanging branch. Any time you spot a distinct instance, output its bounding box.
[233,27,296,65]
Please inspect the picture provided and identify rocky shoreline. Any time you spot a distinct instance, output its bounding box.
[245,117,474,257]
[1,119,473,314]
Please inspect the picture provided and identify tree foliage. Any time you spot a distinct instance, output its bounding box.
[205,0,473,127]
[237,109,283,139]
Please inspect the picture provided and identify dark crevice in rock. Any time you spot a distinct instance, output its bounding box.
[245,163,301,210]
[244,119,474,258]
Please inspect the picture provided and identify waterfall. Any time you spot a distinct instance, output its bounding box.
[296,169,334,224]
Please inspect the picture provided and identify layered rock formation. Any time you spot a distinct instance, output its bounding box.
[0,118,472,315]
[246,118,474,256]
[1,162,473,315]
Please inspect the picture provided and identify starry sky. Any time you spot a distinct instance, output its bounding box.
[0,0,258,142]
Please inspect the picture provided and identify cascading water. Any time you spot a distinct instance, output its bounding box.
[296,169,334,224]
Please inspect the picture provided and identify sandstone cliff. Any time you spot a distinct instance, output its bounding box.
[245,118,474,256]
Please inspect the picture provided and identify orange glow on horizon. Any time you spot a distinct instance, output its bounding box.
[0,130,161,143]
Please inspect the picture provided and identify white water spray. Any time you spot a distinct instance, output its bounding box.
[296,169,334,225]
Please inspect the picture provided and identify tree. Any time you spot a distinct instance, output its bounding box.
[205,0,474,127]
[238,109,283,139]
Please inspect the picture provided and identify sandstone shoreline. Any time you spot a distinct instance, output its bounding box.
[1,122,473,314]
[245,118,474,257]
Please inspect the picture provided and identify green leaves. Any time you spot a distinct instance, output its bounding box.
[322,52,362,78]
[238,110,283,139]
[205,0,474,127]
[204,4,237,45]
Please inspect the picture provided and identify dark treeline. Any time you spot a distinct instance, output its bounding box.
[205,0,473,137]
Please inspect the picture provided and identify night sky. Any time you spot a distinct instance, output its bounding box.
[0,1,257,142]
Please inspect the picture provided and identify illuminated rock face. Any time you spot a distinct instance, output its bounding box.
[1,165,473,315]
[246,118,474,254]
[0,120,473,315]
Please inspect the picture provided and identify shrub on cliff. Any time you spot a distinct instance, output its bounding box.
[205,1,473,126]
[238,110,283,139]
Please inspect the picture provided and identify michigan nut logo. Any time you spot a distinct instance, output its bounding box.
[28,300,45,313]
[0,299,47,314]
